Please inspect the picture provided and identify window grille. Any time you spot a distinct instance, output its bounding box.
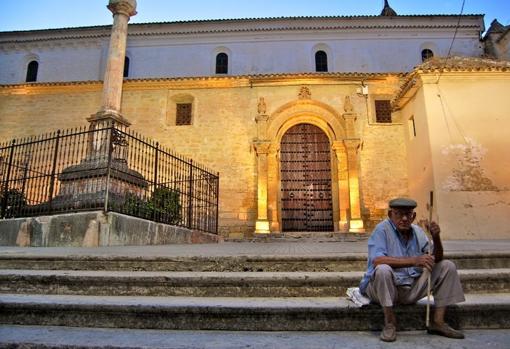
[176,103,192,125]
[375,100,392,123]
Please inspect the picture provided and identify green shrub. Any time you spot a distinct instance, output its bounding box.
[121,187,182,225]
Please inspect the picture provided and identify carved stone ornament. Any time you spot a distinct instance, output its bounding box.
[298,86,311,100]
[107,0,137,17]
[344,95,354,113]
[253,141,272,155]
[257,97,267,115]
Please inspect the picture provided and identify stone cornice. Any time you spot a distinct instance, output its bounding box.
[0,72,405,94]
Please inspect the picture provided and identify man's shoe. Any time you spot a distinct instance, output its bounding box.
[427,322,464,339]
[380,323,397,342]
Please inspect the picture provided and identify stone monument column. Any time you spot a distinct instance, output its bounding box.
[88,0,137,128]
[56,0,145,215]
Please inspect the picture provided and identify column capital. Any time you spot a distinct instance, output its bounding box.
[107,0,137,17]
[253,141,272,155]
[342,112,357,121]
[255,114,269,123]
[331,140,346,153]
[344,138,361,150]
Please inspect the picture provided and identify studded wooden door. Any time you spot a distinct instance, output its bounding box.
[280,123,333,232]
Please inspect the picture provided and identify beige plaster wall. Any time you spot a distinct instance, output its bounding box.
[399,85,436,225]
[402,73,510,239]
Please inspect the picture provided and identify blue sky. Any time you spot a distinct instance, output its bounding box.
[0,0,509,32]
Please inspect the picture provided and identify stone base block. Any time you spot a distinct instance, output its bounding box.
[0,211,221,247]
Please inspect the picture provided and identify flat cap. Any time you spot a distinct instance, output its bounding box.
[389,198,417,208]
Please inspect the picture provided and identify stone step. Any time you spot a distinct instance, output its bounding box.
[1,293,509,331]
[2,326,509,349]
[1,252,509,272]
[1,269,509,297]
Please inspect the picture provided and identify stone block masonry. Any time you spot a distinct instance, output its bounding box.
[0,211,221,247]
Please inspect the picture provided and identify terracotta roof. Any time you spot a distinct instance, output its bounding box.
[0,24,483,45]
[0,14,484,37]
[393,56,510,108]
[416,56,510,72]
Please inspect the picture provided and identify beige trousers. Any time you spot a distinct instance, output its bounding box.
[365,260,465,308]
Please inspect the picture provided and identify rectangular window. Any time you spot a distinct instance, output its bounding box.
[176,103,192,125]
[408,116,417,138]
[375,100,392,123]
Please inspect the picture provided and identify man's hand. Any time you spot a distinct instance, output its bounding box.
[414,255,435,271]
[426,221,441,239]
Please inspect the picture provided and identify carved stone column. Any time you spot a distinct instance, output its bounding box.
[332,141,349,232]
[344,139,364,232]
[253,141,272,234]
[89,0,137,127]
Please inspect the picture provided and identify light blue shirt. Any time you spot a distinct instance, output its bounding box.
[359,218,431,294]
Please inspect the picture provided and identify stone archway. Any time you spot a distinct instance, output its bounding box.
[253,97,364,235]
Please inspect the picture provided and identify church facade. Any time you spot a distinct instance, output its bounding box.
[1,2,509,239]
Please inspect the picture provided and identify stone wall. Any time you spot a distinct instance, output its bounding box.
[0,77,411,238]
[359,124,409,229]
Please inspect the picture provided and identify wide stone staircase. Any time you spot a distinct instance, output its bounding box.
[1,245,510,336]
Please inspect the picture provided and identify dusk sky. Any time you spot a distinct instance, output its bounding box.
[0,0,509,33]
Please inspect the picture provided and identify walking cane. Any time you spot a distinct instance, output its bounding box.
[426,191,433,329]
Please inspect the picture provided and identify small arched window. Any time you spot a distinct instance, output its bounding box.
[421,49,434,62]
[215,53,228,74]
[315,50,328,72]
[123,56,130,78]
[26,60,39,82]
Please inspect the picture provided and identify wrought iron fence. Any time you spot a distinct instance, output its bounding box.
[0,121,219,234]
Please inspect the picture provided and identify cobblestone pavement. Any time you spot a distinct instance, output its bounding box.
[1,240,510,258]
[1,326,509,349]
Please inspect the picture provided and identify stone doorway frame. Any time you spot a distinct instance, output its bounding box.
[253,98,364,235]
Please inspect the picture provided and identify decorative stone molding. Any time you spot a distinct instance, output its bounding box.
[257,97,267,115]
[253,141,272,155]
[343,95,354,113]
[298,86,311,99]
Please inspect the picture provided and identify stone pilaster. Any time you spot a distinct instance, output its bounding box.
[267,143,280,233]
[342,112,357,139]
[253,140,272,234]
[89,0,137,127]
[344,139,364,232]
[332,141,349,232]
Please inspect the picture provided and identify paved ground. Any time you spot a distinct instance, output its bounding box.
[1,326,509,349]
[1,239,510,258]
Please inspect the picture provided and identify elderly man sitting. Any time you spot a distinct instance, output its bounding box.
[359,198,465,342]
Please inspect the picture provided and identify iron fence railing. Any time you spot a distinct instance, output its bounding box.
[0,121,219,234]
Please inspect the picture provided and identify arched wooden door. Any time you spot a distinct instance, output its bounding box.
[280,123,333,231]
